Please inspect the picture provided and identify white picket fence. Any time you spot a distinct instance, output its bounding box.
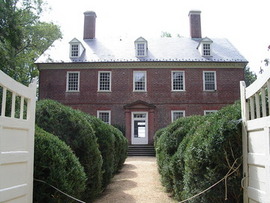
[0,71,36,203]
[240,69,270,203]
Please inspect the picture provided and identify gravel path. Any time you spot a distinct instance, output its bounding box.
[94,156,177,203]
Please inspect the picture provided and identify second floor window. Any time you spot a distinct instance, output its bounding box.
[172,71,185,91]
[203,71,216,91]
[134,71,146,91]
[98,71,111,91]
[66,72,80,92]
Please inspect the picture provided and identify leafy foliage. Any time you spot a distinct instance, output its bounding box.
[34,126,86,202]
[155,102,243,202]
[244,66,257,87]
[35,99,103,201]
[84,114,128,189]
[0,0,62,84]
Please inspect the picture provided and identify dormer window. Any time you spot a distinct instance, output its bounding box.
[203,43,211,56]
[135,37,148,57]
[69,38,85,58]
[197,37,213,57]
[71,44,79,57]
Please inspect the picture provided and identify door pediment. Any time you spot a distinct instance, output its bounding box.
[124,100,156,110]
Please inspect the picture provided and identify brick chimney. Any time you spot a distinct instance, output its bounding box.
[83,11,97,39]
[188,10,202,38]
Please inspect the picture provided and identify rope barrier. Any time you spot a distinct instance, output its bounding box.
[34,178,86,203]
[178,158,241,203]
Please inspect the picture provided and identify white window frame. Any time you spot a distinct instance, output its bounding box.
[136,43,147,57]
[66,71,80,92]
[133,71,147,92]
[204,110,218,115]
[98,71,112,92]
[171,110,185,122]
[202,43,211,56]
[69,43,80,58]
[203,71,216,91]
[171,71,185,91]
[97,110,111,124]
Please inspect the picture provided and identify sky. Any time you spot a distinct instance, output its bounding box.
[41,0,270,74]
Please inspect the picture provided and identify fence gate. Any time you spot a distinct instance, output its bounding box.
[240,69,270,203]
[0,71,36,203]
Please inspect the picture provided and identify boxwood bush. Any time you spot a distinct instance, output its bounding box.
[35,99,103,201]
[34,126,86,202]
[155,102,242,202]
[84,114,116,189]
[111,126,128,173]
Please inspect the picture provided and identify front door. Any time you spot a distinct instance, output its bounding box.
[132,112,148,144]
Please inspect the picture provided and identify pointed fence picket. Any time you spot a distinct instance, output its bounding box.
[0,71,36,203]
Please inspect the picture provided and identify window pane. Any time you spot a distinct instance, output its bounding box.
[68,72,79,91]
[173,72,184,90]
[203,44,211,56]
[172,111,184,122]
[137,43,145,56]
[99,72,111,91]
[204,72,215,90]
[98,112,110,124]
[71,44,79,57]
[134,72,146,91]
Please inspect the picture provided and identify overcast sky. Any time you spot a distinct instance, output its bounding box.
[41,0,270,74]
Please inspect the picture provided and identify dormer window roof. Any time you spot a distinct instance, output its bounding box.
[134,37,148,57]
[69,38,85,58]
[197,37,213,57]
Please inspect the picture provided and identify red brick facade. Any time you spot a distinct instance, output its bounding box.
[38,62,244,144]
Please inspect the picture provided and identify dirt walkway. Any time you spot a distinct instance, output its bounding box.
[94,156,176,203]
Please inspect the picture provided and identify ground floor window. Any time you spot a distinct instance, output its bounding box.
[97,110,111,124]
[171,110,185,122]
[204,110,218,115]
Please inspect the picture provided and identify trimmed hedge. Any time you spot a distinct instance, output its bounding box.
[35,100,103,201]
[155,102,243,202]
[34,126,86,202]
[84,114,128,188]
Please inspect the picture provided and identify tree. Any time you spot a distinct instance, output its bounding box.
[161,31,172,38]
[0,0,62,85]
[244,66,257,87]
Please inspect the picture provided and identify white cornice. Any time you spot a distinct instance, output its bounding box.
[37,61,246,70]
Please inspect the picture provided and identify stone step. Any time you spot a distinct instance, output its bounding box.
[128,145,156,156]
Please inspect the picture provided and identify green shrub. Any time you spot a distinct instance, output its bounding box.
[34,126,86,202]
[155,102,243,202]
[35,99,103,201]
[181,103,242,202]
[84,114,116,189]
[154,115,205,193]
[112,126,128,173]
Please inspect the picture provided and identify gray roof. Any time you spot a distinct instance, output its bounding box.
[35,36,248,64]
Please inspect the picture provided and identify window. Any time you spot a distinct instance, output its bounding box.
[133,71,147,91]
[172,71,185,91]
[204,110,218,115]
[69,38,85,58]
[66,72,80,92]
[203,43,211,56]
[134,37,148,57]
[97,111,111,124]
[71,44,79,57]
[171,111,185,122]
[203,71,216,91]
[137,43,146,56]
[98,71,111,91]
